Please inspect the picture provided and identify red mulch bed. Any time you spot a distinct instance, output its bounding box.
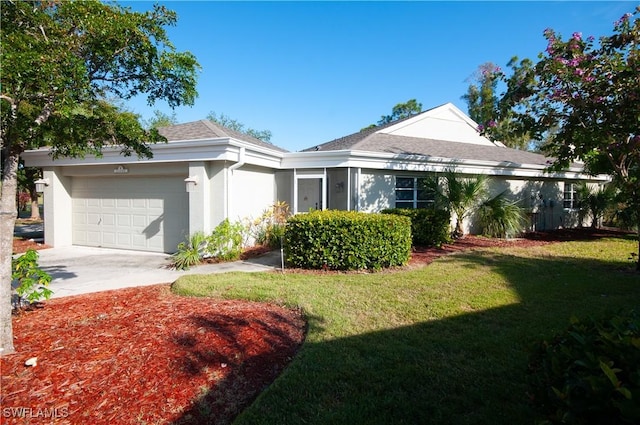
[2,228,632,424]
[12,237,50,254]
[1,286,305,425]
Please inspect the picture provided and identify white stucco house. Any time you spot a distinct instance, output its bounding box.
[22,103,609,253]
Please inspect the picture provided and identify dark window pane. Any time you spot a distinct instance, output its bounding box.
[396,190,414,200]
[417,189,435,201]
[396,177,414,188]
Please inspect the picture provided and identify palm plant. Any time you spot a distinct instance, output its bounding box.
[577,183,614,228]
[424,170,488,238]
[478,191,526,238]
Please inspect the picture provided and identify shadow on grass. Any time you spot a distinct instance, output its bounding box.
[172,239,640,425]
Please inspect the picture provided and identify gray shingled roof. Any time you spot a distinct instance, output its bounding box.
[301,114,416,152]
[158,120,288,153]
[303,120,555,167]
[356,133,555,167]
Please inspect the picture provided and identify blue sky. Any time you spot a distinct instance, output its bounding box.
[122,1,634,152]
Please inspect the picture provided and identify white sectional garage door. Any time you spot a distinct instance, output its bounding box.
[72,176,188,253]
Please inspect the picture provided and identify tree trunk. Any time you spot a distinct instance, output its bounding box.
[29,188,41,220]
[0,152,19,356]
[636,226,639,272]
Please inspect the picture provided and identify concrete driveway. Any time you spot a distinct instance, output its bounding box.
[30,246,282,299]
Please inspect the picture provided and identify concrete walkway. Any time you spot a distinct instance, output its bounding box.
[14,222,283,299]
[33,246,282,299]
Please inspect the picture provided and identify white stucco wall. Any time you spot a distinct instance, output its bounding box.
[358,169,394,212]
[228,164,276,223]
[42,167,73,247]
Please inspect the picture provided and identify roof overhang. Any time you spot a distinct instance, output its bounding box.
[22,140,610,183]
[22,138,285,169]
[281,149,610,182]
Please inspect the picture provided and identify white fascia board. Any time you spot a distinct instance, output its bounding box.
[22,138,284,169]
[280,149,609,182]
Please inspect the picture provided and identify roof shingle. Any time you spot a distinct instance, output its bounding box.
[158,120,288,153]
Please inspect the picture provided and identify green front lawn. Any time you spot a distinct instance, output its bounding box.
[172,236,640,425]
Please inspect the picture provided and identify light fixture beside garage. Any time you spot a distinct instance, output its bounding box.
[184,176,198,192]
[113,165,129,174]
[34,178,50,193]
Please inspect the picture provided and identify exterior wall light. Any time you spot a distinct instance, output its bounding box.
[184,176,198,192]
[34,178,50,193]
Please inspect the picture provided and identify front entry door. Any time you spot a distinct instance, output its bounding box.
[297,178,321,212]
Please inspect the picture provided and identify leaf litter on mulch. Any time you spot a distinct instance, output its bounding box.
[1,285,306,425]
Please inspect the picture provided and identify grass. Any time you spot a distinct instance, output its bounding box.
[172,236,640,425]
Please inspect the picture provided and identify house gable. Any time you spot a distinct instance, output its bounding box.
[377,103,496,147]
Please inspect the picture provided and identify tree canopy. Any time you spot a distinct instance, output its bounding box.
[207,111,273,143]
[361,99,423,131]
[483,7,640,269]
[0,0,200,354]
[462,62,531,150]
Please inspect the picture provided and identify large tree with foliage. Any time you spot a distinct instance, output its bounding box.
[462,62,531,150]
[144,109,179,130]
[207,111,273,143]
[0,1,199,355]
[485,7,640,270]
[361,99,423,131]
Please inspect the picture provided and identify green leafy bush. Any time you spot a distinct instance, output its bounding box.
[527,310,640,424]
[381,208,450,247]
[207,219,244,261]
[284,210,411,271]
[12,249,53,307]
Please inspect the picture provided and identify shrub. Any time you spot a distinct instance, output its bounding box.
[284,210,411,271]
[12,249,53,308]
[527,310,640,424]
[206,219,244,261]
[477,191,526,238]
[251,201,290,249]
[171,231,208,270]
[381,208,450,247]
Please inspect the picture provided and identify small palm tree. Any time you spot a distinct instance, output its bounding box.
[478,191,526,238]
[425,170,488,238]
[577,183,614,228]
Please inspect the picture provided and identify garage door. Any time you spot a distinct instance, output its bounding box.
[72,176,188,253]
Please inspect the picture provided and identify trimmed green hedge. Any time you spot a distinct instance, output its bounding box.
[381,208,451,247]
[284,210,411,270]
[527,310,640,424]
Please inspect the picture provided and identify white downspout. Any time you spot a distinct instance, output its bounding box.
[226,147,246,219]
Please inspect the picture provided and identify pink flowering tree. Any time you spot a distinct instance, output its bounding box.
[487,8,640,270]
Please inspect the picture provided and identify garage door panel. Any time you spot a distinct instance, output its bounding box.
[72,176,188,253]
[132,199,146,209]
[117,215,131,226]
[132,215,147,227]
[117,198,131,208]
[86,230,102,245]
[101,214,116,226]
[148,199,163,209]
[87,198,102,207]
[87,213,101,225]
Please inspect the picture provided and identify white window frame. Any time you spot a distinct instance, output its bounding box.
[395,176,434,209]
[563,182,579,209]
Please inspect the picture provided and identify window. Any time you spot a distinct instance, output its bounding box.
[563,182,579,209]
[395,177,434,209]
